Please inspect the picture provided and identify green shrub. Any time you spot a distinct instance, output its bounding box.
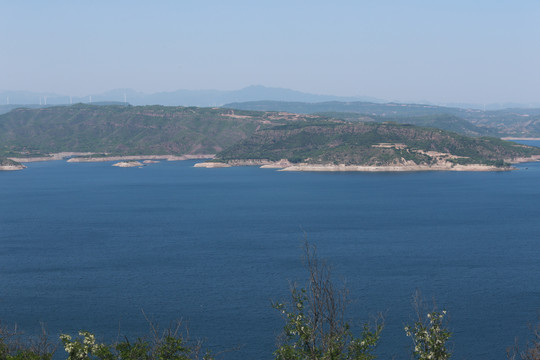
[404,293,451,360]
[273,241,383,360]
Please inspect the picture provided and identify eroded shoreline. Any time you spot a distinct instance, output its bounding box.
[194,155,540,172]
[9,153,214,163]
[68,154,214,162]
[2,153,214,171]
[5,152,540,172]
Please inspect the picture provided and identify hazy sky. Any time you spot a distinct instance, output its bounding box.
[2,0,539,103]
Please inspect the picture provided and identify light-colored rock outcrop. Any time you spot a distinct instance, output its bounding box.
[0,164,26,171]
[194,162,231,168]
[112,161,143,168]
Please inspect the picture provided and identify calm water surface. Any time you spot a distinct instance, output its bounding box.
[1,149,540,359]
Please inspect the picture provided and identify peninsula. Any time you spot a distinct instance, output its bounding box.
[0,158,25,171]
[199,121,540,172]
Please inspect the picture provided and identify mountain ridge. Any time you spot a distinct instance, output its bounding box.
[0,86,373,108]
[223,100,540,138]
[4,85,540,110]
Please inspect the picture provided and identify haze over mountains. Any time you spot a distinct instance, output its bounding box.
[223,100,540,138]
[2,86,540,138]
[0,86,373,108]
[1,86,539,110]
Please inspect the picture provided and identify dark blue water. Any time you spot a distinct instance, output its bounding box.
[1,153,540,359]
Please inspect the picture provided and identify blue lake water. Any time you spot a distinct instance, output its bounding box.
[1,149,540,359]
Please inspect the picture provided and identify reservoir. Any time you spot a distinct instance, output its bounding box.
[1,146,540,359]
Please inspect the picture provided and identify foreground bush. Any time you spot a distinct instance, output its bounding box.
[404,310,451,360]
[273,241,382,360]
[60,324,213,360]
[0,322,53,360]
[508,319,540,360]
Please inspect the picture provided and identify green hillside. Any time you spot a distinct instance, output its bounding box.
[0,104,311,157]
[315,113,497,137]
[215,121,540,167]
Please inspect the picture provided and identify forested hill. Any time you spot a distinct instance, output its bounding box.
[0,104,319,158]
[318,113,495,137]
[215,121,540,167]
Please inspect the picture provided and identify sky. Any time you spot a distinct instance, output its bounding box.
[1,0,539,104]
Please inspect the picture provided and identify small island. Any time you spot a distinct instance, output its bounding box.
[112,161,143,168]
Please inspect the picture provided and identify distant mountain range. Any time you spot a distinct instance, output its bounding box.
[1,85,539,110]
[0,86,376,108]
